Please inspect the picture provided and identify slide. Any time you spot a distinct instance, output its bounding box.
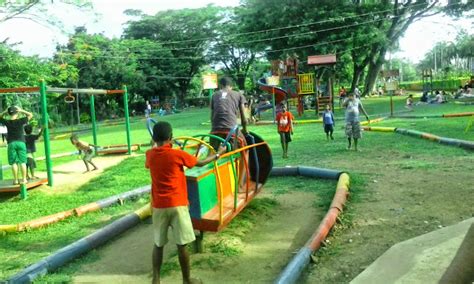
[257,77,288,104]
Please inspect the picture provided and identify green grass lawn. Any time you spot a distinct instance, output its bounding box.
[0,98,472,282]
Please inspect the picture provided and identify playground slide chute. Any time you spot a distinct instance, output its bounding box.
[0,186,150,233]
[257,77,289,104]
[271,166,350,284]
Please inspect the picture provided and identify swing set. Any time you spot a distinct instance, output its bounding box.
[0,81,133,199]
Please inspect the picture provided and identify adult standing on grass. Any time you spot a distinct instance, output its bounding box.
[146,121,225,284]
[0,106,33,184]
[343,93,369,151]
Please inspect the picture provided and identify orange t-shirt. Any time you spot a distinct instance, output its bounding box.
[145,144,198,209]
[276,111,294,132]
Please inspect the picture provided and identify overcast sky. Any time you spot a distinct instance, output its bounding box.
[0,0,471,63]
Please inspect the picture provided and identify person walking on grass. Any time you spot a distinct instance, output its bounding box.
[0,106,33,185]
[70,134,98,173]
[343,92,369,151]
[276,103,294,158]
[322,104,335,141]
[24,124,43,180]
[146,121,225,284]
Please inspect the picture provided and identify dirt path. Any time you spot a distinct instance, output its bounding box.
[71,190,325,283]
[36,155,134,195]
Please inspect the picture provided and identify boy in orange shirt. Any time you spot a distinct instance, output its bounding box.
[276,103,294,158]
[146,121,225,284]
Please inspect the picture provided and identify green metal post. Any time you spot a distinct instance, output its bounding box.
[20,184,27,200]
[123,85,132,155]
[0,160,3,180]
[40,80,53,186]
[90,94,98,152]
[209,89,213,106]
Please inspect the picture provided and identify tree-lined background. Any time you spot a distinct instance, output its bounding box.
[0,0,472,124]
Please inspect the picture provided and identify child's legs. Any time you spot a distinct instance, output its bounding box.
[152,245,164,284]
[11,163,18,181]
[169,206,196,282]
[279,132,286,152]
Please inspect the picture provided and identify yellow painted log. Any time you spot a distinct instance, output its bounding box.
[135,205,152,220]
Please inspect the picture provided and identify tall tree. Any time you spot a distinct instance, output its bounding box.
[123,6,220,105]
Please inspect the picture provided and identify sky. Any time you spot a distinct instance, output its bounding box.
[0,0,471,63]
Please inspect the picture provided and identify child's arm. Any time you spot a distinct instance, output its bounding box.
[17,107,33,121]
[290,114,294,134]
[195,145,226,167]
[358,102,370,120]
[331,112,335,127]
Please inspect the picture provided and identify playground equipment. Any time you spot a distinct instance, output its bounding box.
[7,166,348,284]
[0,83,132,199]
[0,186,150,233]
[308,54,337,114]
[422,69,434,96]
[147,119,273,235]
[362,126,474,150]
[273,166,350,284]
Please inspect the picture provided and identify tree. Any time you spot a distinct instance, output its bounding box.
[123,6,220,105]
[210,9,257,90]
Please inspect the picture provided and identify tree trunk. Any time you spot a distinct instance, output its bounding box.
[363,49,386,97]
[350,64,364,93]
[236,73,246,91]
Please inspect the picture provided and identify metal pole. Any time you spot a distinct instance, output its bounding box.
[390,91,394,117]
[123,85,132,155]
[20,184,27,200]
[90,94,98,152]
[209,89,213,106]
[272,87,276,123]
[40,80,53,186]
[76,93,80,125]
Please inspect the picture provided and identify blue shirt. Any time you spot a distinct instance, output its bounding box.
[323,111,334,125]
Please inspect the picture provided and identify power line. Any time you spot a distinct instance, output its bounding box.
[133,1,432,47]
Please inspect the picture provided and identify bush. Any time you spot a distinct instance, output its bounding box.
[80,112,91,123]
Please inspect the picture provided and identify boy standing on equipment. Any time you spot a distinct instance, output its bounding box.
[276,103,294,158]
[24,124,43,180]
[70,134,98,173]
[146,121,225,284]
[0,106,33,184]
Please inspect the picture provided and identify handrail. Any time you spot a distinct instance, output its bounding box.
[175,136,216,155]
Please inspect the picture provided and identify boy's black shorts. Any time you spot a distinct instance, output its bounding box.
[27,157,36,169]
[324,124,334,133]
[279,132,292,143]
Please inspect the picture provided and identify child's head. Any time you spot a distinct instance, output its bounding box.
[7,106,18,116]
[219,77,233,89]
[325,105,331,111]
[24,124,33,135]
[348,92,355,99]
[152,121,173,143]
[70,134,78,144]
[280,103,287,112]
[408,94,413,98]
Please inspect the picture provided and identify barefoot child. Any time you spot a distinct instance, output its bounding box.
[276,103,294,158]
[146,121,225,284]
[322,104,335,140]
[24,124,43,179]
[70,134,98,173]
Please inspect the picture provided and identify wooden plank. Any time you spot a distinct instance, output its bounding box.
[192,181,263,232]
